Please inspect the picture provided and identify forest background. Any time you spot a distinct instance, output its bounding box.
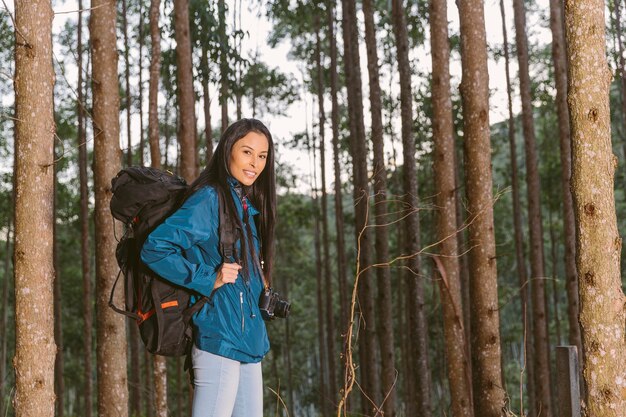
[1,0,626,417]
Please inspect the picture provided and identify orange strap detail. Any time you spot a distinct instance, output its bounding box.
[161,300,178,309]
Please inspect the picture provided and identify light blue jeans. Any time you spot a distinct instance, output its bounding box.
[191,345,263,417]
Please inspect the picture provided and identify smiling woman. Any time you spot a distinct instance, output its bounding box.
[141,118,278,417]
[228,131,269,187]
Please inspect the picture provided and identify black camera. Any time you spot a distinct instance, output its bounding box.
[258,288,291,320]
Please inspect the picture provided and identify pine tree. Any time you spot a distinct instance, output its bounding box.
[13,1,56,415]
[565,1,626,415]
[90,0,129,415]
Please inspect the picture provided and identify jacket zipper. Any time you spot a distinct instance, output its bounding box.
[239,291,245,333]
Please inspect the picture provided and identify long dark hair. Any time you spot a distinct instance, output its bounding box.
[184,118,276,286]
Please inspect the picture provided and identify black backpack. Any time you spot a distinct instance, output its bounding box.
[108,166,235,357]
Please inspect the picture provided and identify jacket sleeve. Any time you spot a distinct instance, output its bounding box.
[140,187,219,297]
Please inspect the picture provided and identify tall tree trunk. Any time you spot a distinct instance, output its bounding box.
[122,0,133,167]
[340,0,379,412]
[499,1,534,415]
[148,0,162,169]
[77,3,93,415]
[565,1,626,415]
[362,1,396,415]
[218,0,228,131]
[429,1,473,416]
[126,3,142,407]
[138,0,145,166]
[174,0,198,183]
[154,356,168,417]
[456,1,506,416]
[53,157,65,417]
[311,138,329,416]
[512,2,553,414]
[90,0,129,415]
[13,1,56,415]
[1,215,12,413]
[313,16,337,416]
[390,2,432,416]
[326,0,349,347]
[201,46,214,164]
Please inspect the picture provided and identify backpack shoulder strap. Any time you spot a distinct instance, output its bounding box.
[217,190,237,261]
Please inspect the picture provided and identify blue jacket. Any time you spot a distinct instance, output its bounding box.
[140,179,270,363]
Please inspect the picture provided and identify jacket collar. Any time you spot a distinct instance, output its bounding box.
[227,176,260,216]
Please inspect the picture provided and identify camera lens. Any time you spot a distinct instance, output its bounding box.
[275,300,291,318]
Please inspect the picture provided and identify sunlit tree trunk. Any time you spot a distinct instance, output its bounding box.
[148,0,161,169]
[122,0,133,167]
[340,0,379,412]
[429,1,473,416]
[457,1,506,416]
[174,0,198,183]
[313,16,337,416]
[326,0,349,347]
[362,1,395,414]
[76,4,93,415]
[565,1,626,415]
[512,1,553,414]
[499,1,534,415]
[154,356,167,417]
[90,0,129,415]
[13,1,56,415]
[391,1,432,415]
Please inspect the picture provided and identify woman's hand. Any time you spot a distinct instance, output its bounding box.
[214,263,242,289]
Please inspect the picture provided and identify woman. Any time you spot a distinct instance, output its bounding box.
[141,118,276,417]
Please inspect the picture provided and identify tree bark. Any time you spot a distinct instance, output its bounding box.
[429,1,473,416]
[362,1,396,415]
[390,2,432,416]
[154,356,168,417]
[313,15,337,416]
[76,3,93,415]
[511,1,554,414]
[457,1,506,416]
[13,1,56,415]
[326,0,349,347]
[122,0,133,167]
[90,0,129,415]
[499,1,534,414]
[148,0,162,169]
[174,0,198,183]
[340,0,379,412]
[564,1,626,415]
[138,0,145,166]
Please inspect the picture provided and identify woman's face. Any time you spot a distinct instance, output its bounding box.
[229,131,270,186]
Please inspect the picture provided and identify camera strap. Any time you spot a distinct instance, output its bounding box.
[242,195,269,289]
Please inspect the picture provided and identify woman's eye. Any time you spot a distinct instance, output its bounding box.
[259,155,267,160]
